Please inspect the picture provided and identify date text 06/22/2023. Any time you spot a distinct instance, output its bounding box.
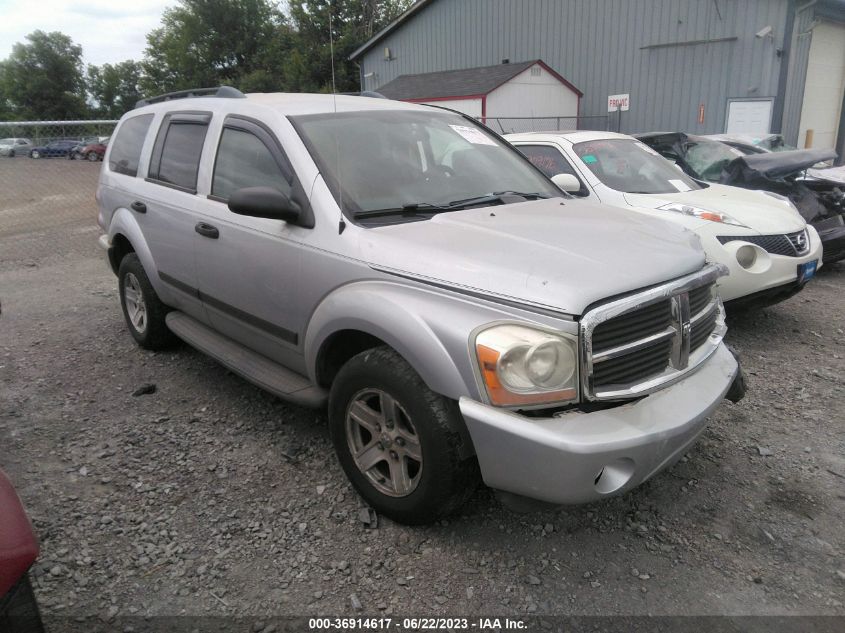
[308,617,527,630]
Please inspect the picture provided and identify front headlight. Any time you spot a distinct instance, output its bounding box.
[474,324,578,407]
[658,202,748,227]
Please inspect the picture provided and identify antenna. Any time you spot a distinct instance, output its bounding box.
[329,7,346,234]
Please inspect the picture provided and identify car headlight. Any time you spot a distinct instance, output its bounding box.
[658,203,748,227]
[474,324,578,407]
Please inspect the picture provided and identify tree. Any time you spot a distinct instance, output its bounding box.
[285,0,412,93]
[140,0,283,94]
[1,30,87,120]
[87,61,143,118]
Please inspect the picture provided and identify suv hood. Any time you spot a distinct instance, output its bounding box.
[359,198,705,316]
[623,184,806,234]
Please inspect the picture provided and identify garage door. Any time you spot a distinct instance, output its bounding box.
[798,21,845,150]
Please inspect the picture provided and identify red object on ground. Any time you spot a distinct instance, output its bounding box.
[0,470,38,597]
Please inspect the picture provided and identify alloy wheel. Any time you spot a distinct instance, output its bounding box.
[123,273,147,334]
[345,388,422,497]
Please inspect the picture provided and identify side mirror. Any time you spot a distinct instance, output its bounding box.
[228,186,301,223]
[551,173,581,193]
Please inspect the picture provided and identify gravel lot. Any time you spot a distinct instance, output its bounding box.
[1,159,844,628]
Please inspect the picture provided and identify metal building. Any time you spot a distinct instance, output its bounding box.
[351,0,845,156]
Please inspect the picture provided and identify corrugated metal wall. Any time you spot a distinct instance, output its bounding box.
[360,0,791,134]
[782,3,818,146]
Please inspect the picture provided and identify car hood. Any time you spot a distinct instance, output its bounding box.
[359,198,705,316]
[623,184,806,233]
[722,148,837,183]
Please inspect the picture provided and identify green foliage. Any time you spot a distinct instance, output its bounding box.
[1,30,87,120]
[140,0,284,94]
[87,60,144,118]
[285,0,412,93]
[0,1,413,121]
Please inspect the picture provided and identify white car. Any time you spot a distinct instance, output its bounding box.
[507,131,823,304]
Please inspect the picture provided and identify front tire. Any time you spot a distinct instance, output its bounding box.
[117,253,176,350]
[87,151,99,162]
[30,150,39,159]
[329,346,479,524]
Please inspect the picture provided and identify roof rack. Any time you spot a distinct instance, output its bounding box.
[135,86,246,108]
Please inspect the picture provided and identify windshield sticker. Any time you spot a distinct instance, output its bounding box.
[668,179,692,192]
[581,154,598,164]
[448,125,498,146]
[634,142,661,156]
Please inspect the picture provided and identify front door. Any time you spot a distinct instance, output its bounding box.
[193,116,307,368]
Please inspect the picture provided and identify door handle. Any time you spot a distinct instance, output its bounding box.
[195,222,219,239]
[130,201,147,214]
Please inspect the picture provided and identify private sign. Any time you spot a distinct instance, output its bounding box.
[608,94,630,112]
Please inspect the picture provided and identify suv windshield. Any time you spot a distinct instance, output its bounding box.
[290,109,560,217]
[0,139,13,146]
[571,138,701,194]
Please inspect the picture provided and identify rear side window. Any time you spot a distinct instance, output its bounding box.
[148,113,210,192]
[212,127,291,200]
[518,144,578,178]
[109,114,153,177]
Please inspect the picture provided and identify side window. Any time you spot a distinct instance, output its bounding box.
[109,114,153,177]
[518,144,588,196]
[211,125,292,201]
[149,117,209,192]
[518,145,577,178]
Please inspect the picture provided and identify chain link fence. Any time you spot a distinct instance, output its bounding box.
[484,114,613,134]
[0,121,117,268]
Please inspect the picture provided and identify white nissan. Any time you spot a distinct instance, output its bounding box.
[507,131,823,305]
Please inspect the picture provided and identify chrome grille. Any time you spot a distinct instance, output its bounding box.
[580,265,728,401]
[717,230,809,257]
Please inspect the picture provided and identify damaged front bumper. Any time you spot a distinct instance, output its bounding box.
[460,342,740,505]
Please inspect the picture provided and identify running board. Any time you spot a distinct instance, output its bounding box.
[165,312,327,408]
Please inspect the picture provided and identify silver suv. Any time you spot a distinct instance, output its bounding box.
[97,87,745,524]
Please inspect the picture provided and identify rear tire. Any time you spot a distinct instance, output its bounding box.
[117,253,176,350]
[30,151,39,159]
[329,346,479,525]
[87,151,99,162]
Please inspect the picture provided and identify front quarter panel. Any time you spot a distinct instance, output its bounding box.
[304,280,577,402]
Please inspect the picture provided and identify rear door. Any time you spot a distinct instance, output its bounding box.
[132,111,212,323]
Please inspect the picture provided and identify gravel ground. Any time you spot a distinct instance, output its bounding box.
[1,160,844,627]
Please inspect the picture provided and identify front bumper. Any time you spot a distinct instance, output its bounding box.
[460,342,738,505]
[699,226,823,302]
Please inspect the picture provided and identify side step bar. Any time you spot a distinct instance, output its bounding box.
[165,312,327,409]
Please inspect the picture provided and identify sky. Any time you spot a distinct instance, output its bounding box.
[0,0,172,67]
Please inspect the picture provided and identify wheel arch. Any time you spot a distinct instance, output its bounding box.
[305,282,483,403]
[106,208,159,287]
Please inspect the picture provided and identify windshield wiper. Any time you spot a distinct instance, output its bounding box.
[354,202,453,219]
[444,190,553,210]
[355,191,552,219]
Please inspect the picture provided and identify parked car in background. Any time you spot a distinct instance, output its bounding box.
[69,138,108,161]
[67,137,99,160]
[703,133,797,155]
[0,138,33,158]
[96,88,745,524]
[29,140,78,159]
[637,132,845,263]
[0,469,44,632]
[508,131,822,305]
